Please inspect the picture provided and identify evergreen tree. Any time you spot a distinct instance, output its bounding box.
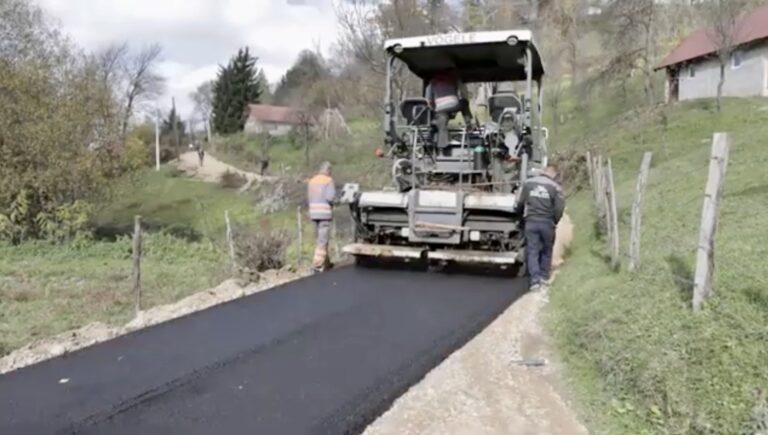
[212,47,262,135]
[161,106,185,136]
[256,69,272,103]
[273,50,329,105]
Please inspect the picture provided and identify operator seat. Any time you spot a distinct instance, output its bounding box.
[488,93,523,123]
[400,98,431,127]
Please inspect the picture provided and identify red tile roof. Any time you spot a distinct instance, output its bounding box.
[247,104,304,125]
[657,4,768,70]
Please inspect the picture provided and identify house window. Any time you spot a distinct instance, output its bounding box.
[686,65,696,78]
[731,50,743,69]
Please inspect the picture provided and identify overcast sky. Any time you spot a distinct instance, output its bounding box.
[38,0,341,119]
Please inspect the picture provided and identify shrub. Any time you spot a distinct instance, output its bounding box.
[219,170,248,189]
[0,193,93,243]
[35,200,93,242]
[124,135,151,171]
[549,149,590,196]
[233,225,289,276]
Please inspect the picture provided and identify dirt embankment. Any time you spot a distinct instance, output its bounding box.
[364,214,586,435]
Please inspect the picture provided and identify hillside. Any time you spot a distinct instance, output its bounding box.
[548,98,768,434]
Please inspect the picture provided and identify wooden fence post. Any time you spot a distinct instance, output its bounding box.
[297,206,304,267]
[586,151,594,189]
[605,158,620,270]
[595,155,606,226]
[132,215,142,315]
[693,133,730,312]
[332,217,341,263]
[225,210,237,276]
[629,152,653,272]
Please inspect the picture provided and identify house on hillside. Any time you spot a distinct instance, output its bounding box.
[656,4,768,103]
[244,104,313,137]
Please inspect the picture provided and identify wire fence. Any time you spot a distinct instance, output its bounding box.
[587,133,735,310]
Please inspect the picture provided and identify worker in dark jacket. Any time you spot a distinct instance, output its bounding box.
[515,164,565,291]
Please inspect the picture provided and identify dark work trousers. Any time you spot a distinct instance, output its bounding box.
[435,112,450,149]
[525,220,556,284]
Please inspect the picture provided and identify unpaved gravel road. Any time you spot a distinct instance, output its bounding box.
[174,151,275,183]
[364,214,588,435]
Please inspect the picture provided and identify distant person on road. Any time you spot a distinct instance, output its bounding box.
[194,142,205,167]
[307,161,336,273]
[515,164,565,291]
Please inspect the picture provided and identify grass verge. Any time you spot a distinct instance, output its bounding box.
[548,98,768,434]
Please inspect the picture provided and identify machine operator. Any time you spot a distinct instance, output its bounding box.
[425,70,474,150]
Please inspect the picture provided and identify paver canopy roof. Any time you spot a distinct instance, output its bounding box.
[385,30,544,83]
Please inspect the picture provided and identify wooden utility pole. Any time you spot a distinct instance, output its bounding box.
[132,216,143,315]
[629,152,653,272]
[605,158,620,270]
[693,133,730,312]
[154,108,160,171]
[172,97,180,154]
[205,116,213,151]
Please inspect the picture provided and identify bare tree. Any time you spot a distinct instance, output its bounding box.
[0,0,63,64]
[121,44,165,138]
[700,0,750,112]
[334,0,386,75]
[97,43,128,88]
[191,80,214,121]
[94,43,128,130]
[540,0,586,89]
[295,109,315,168]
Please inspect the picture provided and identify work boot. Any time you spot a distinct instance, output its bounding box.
[529,281,542,292]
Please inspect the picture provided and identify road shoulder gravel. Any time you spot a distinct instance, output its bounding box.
[363,214,587,435]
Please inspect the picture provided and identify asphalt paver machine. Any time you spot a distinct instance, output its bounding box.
[341,30,548,271]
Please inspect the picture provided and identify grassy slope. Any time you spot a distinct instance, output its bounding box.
[0,169,258,355]
[211,120,392,262]
[548,98,768,434]
[96,167,262,239]
[0,235,226,354]
[214,120,389,189]
[0,122,388,356]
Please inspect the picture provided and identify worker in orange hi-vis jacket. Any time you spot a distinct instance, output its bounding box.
[307,161,337,273]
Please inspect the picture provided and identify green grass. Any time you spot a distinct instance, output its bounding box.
[95,167,262,240]
[0,168,272,356]
[548,97,768,434]
[0,235,227,355]
[0,122,383,356]
[213,120,390,189]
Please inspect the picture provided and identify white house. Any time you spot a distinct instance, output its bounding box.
[244,104,312,137]
[657,4,768,103]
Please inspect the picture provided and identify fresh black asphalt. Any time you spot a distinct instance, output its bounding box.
[0,266,526,435]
